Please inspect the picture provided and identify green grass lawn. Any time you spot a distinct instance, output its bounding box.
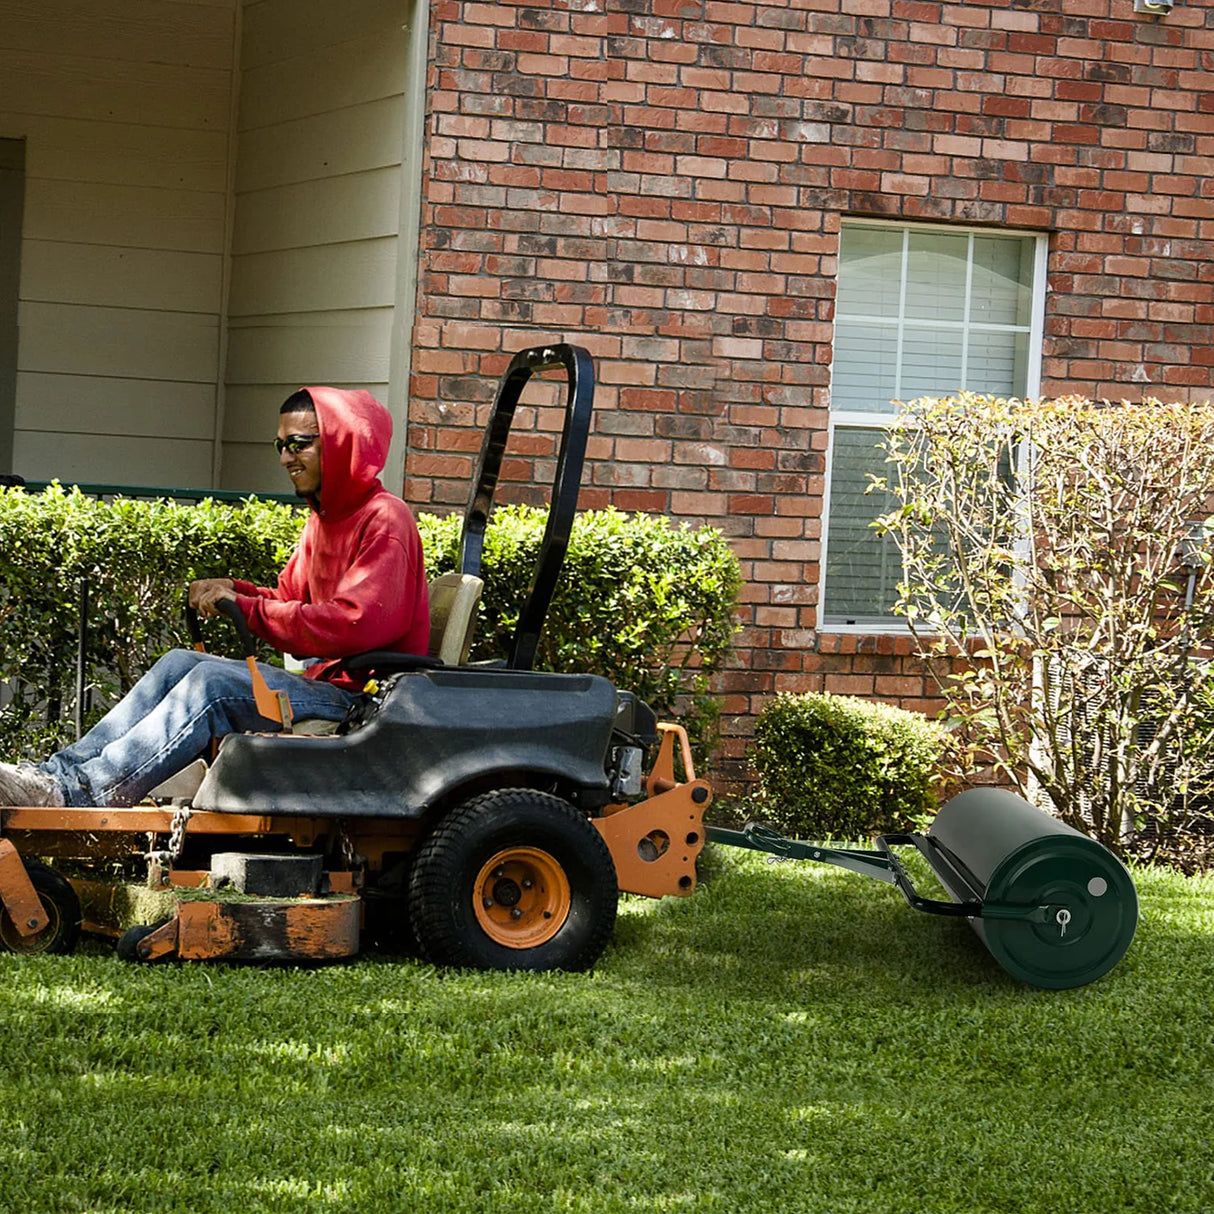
[2,848,1213,1214]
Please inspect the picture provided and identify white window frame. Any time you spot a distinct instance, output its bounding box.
[819,218,1049,633]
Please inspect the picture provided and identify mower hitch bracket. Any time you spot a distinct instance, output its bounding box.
[706,824,899,886]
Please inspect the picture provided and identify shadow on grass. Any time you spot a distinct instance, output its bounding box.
[607,847,1004,1002]
[1,852,1210,1214]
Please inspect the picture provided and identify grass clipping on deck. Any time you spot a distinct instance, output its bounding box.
[71,873,352,932]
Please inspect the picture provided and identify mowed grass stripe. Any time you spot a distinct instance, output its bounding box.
[0,851,1211,1213]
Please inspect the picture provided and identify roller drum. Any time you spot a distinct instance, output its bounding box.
[928,788,1138,989]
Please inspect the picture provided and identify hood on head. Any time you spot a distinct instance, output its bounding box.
[301,387,392,517]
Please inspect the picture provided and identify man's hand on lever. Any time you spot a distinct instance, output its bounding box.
[189,578,237,619]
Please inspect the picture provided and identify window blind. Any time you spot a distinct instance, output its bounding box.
[823,222,1039,627]
[824,427,901,628]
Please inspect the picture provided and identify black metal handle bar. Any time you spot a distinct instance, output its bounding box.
[706,823,1053,924]
[874,832,984,918]
[706,824,901,886]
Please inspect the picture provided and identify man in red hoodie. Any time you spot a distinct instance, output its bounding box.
[0,387,429,809]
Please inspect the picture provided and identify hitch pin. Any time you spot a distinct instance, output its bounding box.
[1056,907,1072,939]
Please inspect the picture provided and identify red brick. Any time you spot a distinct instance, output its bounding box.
[613,489,670,512]
[412,0,1214,786]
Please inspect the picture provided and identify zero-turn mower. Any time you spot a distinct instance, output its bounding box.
[0,344,709,974]
[0,345,1139,988]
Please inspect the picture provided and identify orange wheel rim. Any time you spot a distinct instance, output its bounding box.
[473,847,572,949]
[0,894,59,955]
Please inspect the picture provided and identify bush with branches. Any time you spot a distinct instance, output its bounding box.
[875,394,1214,862]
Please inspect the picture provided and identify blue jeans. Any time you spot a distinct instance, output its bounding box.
[41,650,356,808]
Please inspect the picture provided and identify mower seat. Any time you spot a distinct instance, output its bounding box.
[428,571,483,665]
[260,572,485,739]
[339,571,484,677]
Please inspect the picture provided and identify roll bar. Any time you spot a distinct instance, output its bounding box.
[459,344,594,671]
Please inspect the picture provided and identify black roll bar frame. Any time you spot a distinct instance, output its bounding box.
[458,343,594,672]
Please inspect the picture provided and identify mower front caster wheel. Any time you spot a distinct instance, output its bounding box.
[409,789,618,972]
[0,860,81,956]
[116,921,171,963]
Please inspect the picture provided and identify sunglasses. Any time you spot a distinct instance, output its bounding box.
[274,434,319,455]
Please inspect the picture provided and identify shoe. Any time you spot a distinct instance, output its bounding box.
[0,761,65,807]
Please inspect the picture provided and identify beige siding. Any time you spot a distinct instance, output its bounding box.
[20,116,229,191]
[235,98,405,195]
[222,0,410,494]
[22,178,227,254]
[237,29,409,129]
[230,169,401,255]
[1,0,237,487]
[19,303,220,384]
[1,0,425,494]
[0,1,234,68]
[228,239,397,316]
[16,374,215,440]
[0,48,231,130]
[17,432,214,487]
[21,242,223,313]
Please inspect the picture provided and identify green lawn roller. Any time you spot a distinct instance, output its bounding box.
[709,787,1138,990]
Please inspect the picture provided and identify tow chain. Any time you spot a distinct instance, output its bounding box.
[146,806,193,880]
[167,806,193,859]
[336,818,360,870]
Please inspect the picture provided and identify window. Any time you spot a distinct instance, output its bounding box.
[821,220,1046,629]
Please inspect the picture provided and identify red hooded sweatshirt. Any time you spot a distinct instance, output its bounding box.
[231,387,430,691]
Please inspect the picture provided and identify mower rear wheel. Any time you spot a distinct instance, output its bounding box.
[0,860,81,956]
[409,789,618,972]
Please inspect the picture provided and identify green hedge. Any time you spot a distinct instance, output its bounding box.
[0,486,303,755]
[0,488,739,759]
[750,692,946,840]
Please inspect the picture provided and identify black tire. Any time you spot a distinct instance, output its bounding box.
[0,860,81,955]
[408,789,618,972]
[116,921,170,963]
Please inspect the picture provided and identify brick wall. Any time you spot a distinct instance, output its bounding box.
[407,0,1214,787]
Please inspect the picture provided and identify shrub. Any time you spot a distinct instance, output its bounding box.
[0,489,739,761]
[0,486,302,754]
[750,692,947,840]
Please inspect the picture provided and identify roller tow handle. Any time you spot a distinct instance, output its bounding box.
[707,824,1055,924]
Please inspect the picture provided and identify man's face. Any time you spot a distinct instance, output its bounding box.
[277,410,322,497]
